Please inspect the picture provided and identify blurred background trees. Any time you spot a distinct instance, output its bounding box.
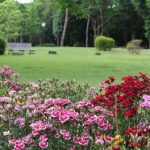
[0,0,149,48]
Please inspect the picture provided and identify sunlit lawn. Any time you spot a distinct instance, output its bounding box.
[0,47,150,86]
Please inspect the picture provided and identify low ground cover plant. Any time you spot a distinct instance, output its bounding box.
[0,66,149,150]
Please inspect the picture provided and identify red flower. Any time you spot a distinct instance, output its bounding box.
[112,146,121,150]
[125,127,138,135]
[124,107,137,118]
[108,76,115,82]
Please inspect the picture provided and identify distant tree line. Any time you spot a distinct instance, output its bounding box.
[0,0,150,48]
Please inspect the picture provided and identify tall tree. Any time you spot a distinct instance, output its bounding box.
[23,0,43,44]
[133,0,150,48]
[0,0,22,41]
[53,0,83,46]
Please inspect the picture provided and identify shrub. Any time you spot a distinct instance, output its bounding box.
[126,39,142,54]
[41,43,56,47]
[94,36,115,51]
[0,38,6,55]
[95,52,101,55]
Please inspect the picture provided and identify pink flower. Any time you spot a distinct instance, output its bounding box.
[73,137,81,143]
[59,114,69,123]
[12,73,20,78]
[3,131,11,136]
[99,82,106,89]
[63,135,71,140]
[14,142,24,150]
[82,133,90,139]
[30,121,49,132]
[95,139,104,144]
[0,97,10,102]
[66,109,78,118]
[44,99,54,107]
[50,110,60,117]
[78,100,89,107]
[9,139,17,144]
[60,129,69,135]
[78,139,89,146]
[143,95,150,101]
[87,87,95,95]
[39,141,49,149]
[139,101,150,109]
[14,85,20,91]
[8,90,16,96]
[39,135,48,141]
[68,146,76,150]
[32,130,39,136]
[14,117,25,126]
[54,99,71,106]
[92,106,104,111]
[84,119,92,125]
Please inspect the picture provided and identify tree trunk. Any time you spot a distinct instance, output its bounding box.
[61,8,69,47]
[99,7,104,36]
[123,29,128,45]
[57,37,59,46]
[149,39,150,49]
[91,20,97,41]
[20,33,23,43]
[86,17,90,47]
[131,31,136,40]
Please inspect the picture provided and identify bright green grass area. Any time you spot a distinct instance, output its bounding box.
[0,47,150,86]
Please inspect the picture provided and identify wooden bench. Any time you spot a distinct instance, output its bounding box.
[7,43,35,55]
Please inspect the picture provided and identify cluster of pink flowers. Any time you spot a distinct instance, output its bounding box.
[0,97,11,102]
[14,117,25,128]
[139,95,150,109]
[0,65,20,79]
[73,136,89,146]
[0,95,113,149]
[39,135,49,149]
[9,134,33,150]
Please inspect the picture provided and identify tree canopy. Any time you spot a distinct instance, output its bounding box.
[0,0,149,47]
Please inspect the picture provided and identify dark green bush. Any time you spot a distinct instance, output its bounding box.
[41,43,56,47]
[126,39,142,54]
[0,38,6,55]
[94,36,115,51]
[95,52,101,55]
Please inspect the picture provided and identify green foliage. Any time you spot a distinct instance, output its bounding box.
[23,1,43,40]
[41,43,56,47]
[94,36,115,51]
[0,38,6,55]
[0,0,22,41]
[126,39,142,54]
[52,9,63,39]
[132,0,150,40]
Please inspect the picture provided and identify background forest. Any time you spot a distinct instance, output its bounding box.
[0,0,150,48]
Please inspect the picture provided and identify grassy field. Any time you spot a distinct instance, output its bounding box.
[0,47,150,86]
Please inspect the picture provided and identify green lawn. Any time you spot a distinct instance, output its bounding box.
[0,47,150,86]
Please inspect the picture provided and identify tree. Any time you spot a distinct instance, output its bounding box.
[133,0,150,48]
[52,0,84,46]
[23,0,43,44]
[0,0,22,41]
[52,10,63,46]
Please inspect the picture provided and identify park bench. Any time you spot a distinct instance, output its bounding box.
[7,43,35,55]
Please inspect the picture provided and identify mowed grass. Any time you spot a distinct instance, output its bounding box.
[0,47,150,86]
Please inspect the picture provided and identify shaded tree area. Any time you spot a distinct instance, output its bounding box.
[0,0,149,47]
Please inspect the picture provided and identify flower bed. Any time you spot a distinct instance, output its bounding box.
[0,66,149,150]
